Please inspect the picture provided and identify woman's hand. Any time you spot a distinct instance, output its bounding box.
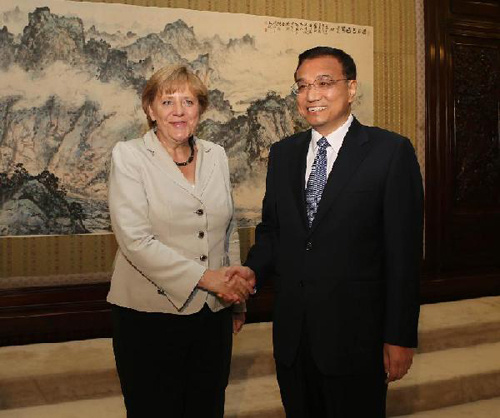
[197,268,253,304]
[233,312,246,334]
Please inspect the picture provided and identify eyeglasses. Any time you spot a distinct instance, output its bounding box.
[291,76,349,95]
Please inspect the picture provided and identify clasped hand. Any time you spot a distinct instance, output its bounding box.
[198,266,256,304]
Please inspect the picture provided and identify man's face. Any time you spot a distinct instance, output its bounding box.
[295,55,357,136]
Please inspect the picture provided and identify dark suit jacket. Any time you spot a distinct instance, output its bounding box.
[245,118,424,376]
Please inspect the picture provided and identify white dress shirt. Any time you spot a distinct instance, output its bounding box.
[305,114,354,184]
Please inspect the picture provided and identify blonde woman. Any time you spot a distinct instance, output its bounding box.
[107,65,254,417]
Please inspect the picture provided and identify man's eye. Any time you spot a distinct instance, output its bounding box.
[318,76,335,83]
[297,84,307,91]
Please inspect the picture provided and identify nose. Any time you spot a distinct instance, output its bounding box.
[172,99,184,115]
[305,85,321,101]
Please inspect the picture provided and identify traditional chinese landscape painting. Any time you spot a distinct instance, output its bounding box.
[0,0,373,235]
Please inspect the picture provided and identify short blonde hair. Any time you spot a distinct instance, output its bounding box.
[142,65,209,128]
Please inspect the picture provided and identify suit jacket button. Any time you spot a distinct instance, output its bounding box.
[157,288,165,295]
[200,255,208,261]
[198,231,205,239]
[305,241,312,251]
[299,280,304,287]
[196,209,204,215]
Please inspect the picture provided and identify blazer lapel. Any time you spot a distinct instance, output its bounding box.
[308,119,371,236]
[289,130,311,230]
[142,130,201,200]
[194,139,217,198]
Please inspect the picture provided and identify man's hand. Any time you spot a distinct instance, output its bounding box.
[225,266,256,291]
[197,268,253,304]
[383,343,414,383]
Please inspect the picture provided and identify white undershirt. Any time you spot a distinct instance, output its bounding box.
[305,114,353,185]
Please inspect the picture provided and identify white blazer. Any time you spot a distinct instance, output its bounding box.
[107,130,241,315]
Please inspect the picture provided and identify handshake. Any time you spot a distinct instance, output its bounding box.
[198,266,256,304]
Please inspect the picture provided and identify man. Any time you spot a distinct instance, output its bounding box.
[228,46,423,417]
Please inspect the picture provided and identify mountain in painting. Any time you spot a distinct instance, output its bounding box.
[0,5,303,234]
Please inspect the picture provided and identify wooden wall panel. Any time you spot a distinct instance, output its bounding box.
[423,0,500,300]
[450,0,500,18]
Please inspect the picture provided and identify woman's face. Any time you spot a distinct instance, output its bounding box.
[148,85,200,146]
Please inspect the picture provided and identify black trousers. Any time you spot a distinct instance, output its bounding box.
[111,304,233,418]
[276,325,387,418]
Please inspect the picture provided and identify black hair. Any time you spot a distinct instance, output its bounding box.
[295,46,357,81]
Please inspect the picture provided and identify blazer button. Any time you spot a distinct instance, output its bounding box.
[157,288,165,296]
[196,209,204,215]
[198,231,205,239]
[305,241,313,251]
[299,280,304,287]
[200,255,208,262]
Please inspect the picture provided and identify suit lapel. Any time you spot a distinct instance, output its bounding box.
[308,119,371,236]
[289,130,311,230]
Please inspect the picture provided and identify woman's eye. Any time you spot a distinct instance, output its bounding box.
[184,100,194,106]
[162,100,173,106]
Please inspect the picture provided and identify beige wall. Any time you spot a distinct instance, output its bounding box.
[0,0,419,283]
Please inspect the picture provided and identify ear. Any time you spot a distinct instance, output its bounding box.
[347,80,357,104]
[148,104,156,123]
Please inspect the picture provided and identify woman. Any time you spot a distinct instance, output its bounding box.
[107,65,252,418]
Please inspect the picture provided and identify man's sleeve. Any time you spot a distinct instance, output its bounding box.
[383,138,424,347]
[244,144,280,286]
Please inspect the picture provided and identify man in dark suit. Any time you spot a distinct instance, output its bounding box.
[228,46,423,417]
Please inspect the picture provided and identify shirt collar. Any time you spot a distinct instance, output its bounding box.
[311,114,353,153]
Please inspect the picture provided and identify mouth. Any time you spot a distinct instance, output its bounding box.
[307,106,327,113]
[170,122,187,128]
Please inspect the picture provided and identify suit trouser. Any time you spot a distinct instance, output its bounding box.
[111,304,233,418]
[275,324,387,418]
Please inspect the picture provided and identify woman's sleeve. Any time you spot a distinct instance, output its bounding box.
[108,142,205,311]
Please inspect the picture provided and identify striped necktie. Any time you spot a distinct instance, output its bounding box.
[305,137,330,227]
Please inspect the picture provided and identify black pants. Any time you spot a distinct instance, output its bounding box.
[111,304,233,418]
[276,326,387,418]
